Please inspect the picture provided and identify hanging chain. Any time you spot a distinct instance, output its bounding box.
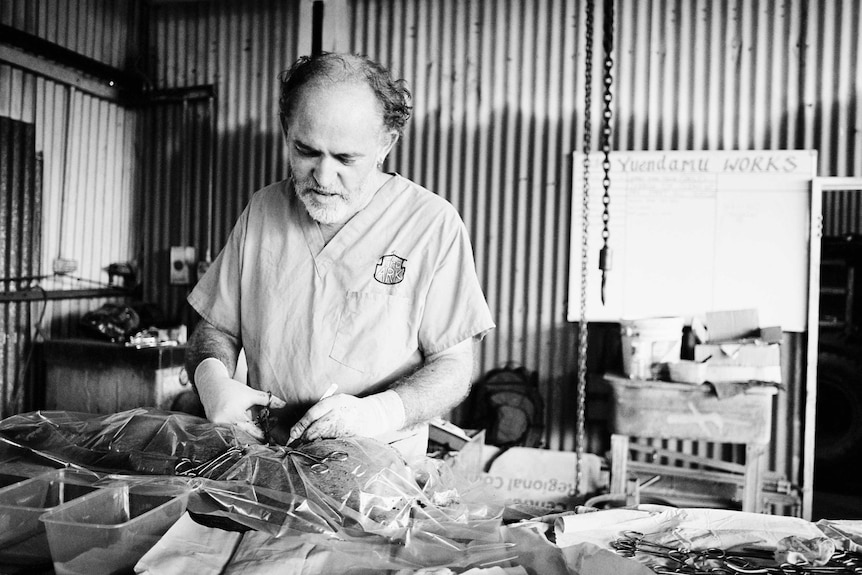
[577,0,614,499]
[575,0,595,497]
[598,0,615,304]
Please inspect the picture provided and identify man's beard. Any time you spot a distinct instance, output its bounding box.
[291,172,376,226]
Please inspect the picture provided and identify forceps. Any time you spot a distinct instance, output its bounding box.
[613,531,755,572]
[612,530,690,566]
[175,446,243,477]
[285,448,349,474]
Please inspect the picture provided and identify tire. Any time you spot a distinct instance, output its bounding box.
[815,351,862,462]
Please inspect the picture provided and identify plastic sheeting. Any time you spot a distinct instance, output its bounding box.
[0,408,520,572]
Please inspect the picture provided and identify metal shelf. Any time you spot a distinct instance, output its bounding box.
[0,287,129,303]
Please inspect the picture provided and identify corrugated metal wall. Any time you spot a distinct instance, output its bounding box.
[138,96,213,327]
[139,0,861,462]
[0,0,139,70]
[0,0,140,416]
[0,70,139,337]
[0,117,41,418]
[346,0,861,464]
[823,189,862,236]
[1,0,860,498]
[141,0,305,322]
[348,0,583,452]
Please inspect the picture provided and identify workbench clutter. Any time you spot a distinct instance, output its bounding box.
[607,309,787,514]
[550,505,862,574]
[620,316,685,380]
[3,411,860,574]
[605,374,781,513]
[691,308,783,387]
[78,301,188,348]
[621,309,783,389]
[428,417,605,515]
[0,408,562,574]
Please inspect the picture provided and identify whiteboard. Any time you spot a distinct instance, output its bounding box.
[567,150,818,332]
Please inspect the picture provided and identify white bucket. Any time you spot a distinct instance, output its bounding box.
[620,316,685,379]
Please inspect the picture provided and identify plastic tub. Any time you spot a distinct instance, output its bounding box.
[620,316,684,379]
[0,468,102,565]
[0,441,56,488]
[0,471,28,489]
[40,482,190,575]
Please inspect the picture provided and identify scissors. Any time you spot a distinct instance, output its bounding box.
[285,448,349,474]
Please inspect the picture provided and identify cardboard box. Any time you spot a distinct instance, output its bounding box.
[757,326,783,344]
[702,364,782,384]
[694,309,782,383]
[695,342,780,366]
[695,341,781,383]
[478,446,604,512]
[428,418,475,450]
[705,309,760,342]
[428,419,485,481]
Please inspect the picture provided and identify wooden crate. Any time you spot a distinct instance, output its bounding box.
[606,374,777,445]
[42,339,189,414]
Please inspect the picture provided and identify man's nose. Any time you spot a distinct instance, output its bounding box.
[313,157,338,188]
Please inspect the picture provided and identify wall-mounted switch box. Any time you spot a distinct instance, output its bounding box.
[170,246,197,285]
[197,259,212,278]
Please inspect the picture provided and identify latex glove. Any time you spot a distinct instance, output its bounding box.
[288,390,405,443]
[194,358,286,441]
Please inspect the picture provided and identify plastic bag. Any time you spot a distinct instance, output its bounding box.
[0,408,512,571]
[0,409,236,475]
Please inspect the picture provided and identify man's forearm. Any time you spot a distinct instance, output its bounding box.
[390,338,475,427]
[186,320,241,389]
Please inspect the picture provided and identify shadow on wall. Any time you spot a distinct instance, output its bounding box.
[140,108,287,332]
[402,99,587,454]
[394,87,633,457]
[556,322,623,455]
[454,321,623,455]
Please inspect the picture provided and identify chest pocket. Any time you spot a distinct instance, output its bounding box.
[330,291,413,374]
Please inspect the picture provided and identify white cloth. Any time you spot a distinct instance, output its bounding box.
[189,174,494,411]
[554,506,827,553]
[135,513,242,574]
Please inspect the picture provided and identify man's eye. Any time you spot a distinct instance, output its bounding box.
[295,146,316,157]
[338,157,357,165]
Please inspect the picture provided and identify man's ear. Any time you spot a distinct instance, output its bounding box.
[279,113,289,138]
[378,130,399,165]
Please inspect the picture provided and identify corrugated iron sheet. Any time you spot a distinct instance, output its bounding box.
[823,189,862,237]
[0,0,140,69]
[138,95,215,326]
[349,0,583,452]
[141,0,304,320]
[1,0,860,501]
[346,0,861,472]
[0,66,138,340]
[0,117,41,417]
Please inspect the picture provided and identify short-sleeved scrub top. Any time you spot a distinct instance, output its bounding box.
[188,174,495,427]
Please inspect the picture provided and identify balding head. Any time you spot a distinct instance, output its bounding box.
[279,52,412,139]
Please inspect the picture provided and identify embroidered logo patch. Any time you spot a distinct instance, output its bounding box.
[374,253,407,285]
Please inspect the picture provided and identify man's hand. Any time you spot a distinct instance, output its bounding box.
[288,390,405,443]
[195,358,286,440]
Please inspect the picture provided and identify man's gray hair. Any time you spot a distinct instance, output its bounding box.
[279,52,412,137]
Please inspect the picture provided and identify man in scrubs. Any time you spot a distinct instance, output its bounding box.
[185,52,494,460]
